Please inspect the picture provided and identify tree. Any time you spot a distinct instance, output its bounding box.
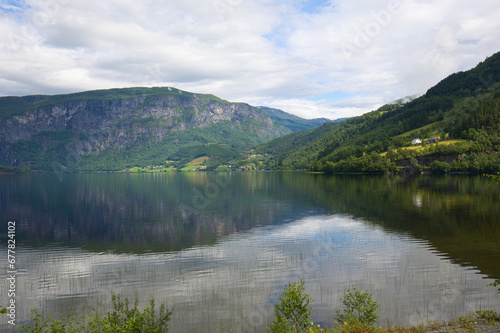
[430,160,450,175]
[334,286,379,327]
[267,280,312,333]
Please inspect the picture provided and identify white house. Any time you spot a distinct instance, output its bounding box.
[411,138,422,145]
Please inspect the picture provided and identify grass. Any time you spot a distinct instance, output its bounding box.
[411,139,470,151]
[300,310,499,333]
[440,139,469,145]
[180,165,199,171]
[122,166,176,172]
[187,156,210,166]
[403,139,470,151]
[380,139,472,157]
[395,122,441,138]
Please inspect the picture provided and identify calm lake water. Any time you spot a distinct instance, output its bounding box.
[1,172,500,332]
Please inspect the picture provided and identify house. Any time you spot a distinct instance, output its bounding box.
[411,138,422,145]
[426,138,439,144]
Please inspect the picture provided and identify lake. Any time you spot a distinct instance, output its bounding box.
[1,172,500,332]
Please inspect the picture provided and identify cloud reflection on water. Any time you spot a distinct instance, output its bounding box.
[5,213,499,332]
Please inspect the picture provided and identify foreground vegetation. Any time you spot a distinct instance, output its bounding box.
[11,281,499,333]
[16,295,172,333]
[267,281,499,333]
[268,281,380,333]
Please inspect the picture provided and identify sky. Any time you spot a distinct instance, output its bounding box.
[1,0,499,119]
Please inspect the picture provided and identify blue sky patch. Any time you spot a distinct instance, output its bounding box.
[263,0,333,48]
[298,0,331,14]
[0,0,28,13]
[263,24,291,49]
[308,90,354,102]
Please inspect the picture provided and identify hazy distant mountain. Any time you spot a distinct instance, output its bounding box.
[258,106,331,132]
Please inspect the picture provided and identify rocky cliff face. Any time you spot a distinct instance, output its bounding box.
[0,87,289,169]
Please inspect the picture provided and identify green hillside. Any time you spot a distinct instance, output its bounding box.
[253,120,345,165]
[256,51,500,175]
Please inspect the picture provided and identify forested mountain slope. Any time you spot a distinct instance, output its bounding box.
[257,51,500,174]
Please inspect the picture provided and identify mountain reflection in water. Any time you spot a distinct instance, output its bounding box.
[1,173,499,332]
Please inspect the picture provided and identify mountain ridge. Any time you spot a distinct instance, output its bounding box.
[254,51,500,174]
[0,87,304,170]
[258,106,331,132]
[3,51,500,173]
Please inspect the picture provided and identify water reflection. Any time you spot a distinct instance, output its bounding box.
[1,173,500,332]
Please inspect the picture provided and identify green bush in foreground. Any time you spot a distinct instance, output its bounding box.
[334,286,380,327]
[18,309,84,333]
[267,282,381,332]
[18,295,172,333]
[267,280,313,333]
[87,295,172,333]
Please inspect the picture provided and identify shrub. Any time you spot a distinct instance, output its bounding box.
[18,295,172,333]
[430,160,450,175]
[490,280,500,294]
[334,286,379,327]
[87,295,172,333]
[18,309,84,333]
[267,280,313,333]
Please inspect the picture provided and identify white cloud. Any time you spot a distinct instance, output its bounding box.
[0,0,499,118]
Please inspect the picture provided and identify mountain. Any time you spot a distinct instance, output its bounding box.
[4,51,500,174]
[0,87,293,171]
[256,51,500,174]
[258,106,330,132]
[254,121,344,158]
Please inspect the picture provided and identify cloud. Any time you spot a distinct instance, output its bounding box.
[0,0,499,118]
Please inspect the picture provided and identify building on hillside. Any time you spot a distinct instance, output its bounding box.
[411,138,422,145]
